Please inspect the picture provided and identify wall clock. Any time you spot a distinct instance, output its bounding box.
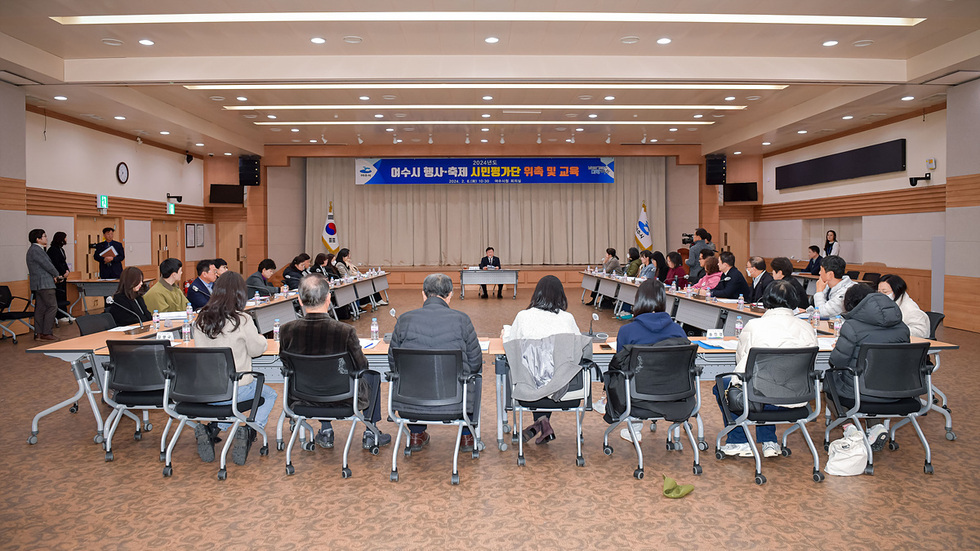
[116,162,129,184]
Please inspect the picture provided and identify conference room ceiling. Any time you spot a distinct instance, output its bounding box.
[1,1,978,157]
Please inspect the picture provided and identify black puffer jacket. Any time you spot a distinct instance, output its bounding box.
[829,292,910,398]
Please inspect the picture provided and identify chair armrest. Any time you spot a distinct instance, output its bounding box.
[103,360,115,372]
[823,366,855,376]
[11,295,33,311]
[459,373,482,385]
[384,372,398,382]
[352,368,380,380]
[235,371,266,423]
[713,372,742,388]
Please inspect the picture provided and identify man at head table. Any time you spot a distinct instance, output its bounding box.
[479,246,503,299]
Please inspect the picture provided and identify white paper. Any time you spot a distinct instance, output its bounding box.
[107,324,139,332]
[158,312,187,320]
[818,337,838,350]
[715,298,739,304]
[479,340,490,352]
[702,339,739,350]
[359,338,379,349]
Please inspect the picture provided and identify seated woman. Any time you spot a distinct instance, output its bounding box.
[311,253,341,280]
[193,272,278,466]
[602,278,689,442]
[713,280,818,457]
[282,253,310,290]
[335,247,387,307]
[624,247,641,278]
[664,251,688,288]
[504,275,582,444]
[108,266,152,326]
[878,274,930,338]
[637,250,656,279]
[651,251,669,281]
[690,255,721,295]
[585,247,621,306]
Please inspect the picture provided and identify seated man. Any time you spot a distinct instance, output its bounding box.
[804,246,822,275]
[712,251,751,300]
[246,259,279,297]
[279,274,390,449]
[143,258,187,313]
[479,246,503,299]
[813,255,856,318]
[388,273,482,452]
[770,257,807,310]
[745,256,774,304]
[186,259,218,310]
[214,258,229,276]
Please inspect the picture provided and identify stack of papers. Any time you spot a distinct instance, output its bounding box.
[817,337,838,349]
[359,338,379,349]
[158,312,187,320]
[695,339,738,350]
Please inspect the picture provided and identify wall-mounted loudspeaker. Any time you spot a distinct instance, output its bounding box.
[239,155,261,186]
[705,154,726,185]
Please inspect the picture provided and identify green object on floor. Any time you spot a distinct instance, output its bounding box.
[616,313,633,320]
[662,474,694,498]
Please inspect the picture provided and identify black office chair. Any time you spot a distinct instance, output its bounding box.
[823,342,934,475]
[921,311,954,440]
[102,340,170,462]
[0,285,36,344]
[861,272,881,286]
[715,347,823,485]
[279,350,383,478]
[845,270,860,280]
[386,348,482,485]
[602,343,704,479]
[76,312,116,336]
[162,346,270,480]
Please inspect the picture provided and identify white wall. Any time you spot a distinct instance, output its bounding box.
[0,82,26,180]
[762,110,946,204]
[749,219,805,260]
[665,156,699,252]
[123,219,151,266]
[946,207,980,277]
[947,78,980,178]
[25,112,205,205]
[0,210,28,281]
[266,157,307,268]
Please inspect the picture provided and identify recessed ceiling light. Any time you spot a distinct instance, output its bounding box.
[309,139,317,143]
[342,36,363,44]
[114,115,126,120]
[656,37,671,45]
[267,114,277,119]
[762,141,771,146]
[604,95,615,101]
[822,40,839,47]
[374,114,384,118]
[576,128,584,132]
[311,37,326,44]
[745,95,761,101]
[669,128,677,132]
[101,38,123,46]
[712,114,725,118]
[291,139,301,143]
[481,128,489,132]
[159,131,170,135]
[620,36,640,44]
[547,138,557,142]
[382,94,397,100]
[481,139,488,143]
[236,96,247,101]
[724,96,735,101]
[270,128,281,132]
[138,39,154,46]
[687,128,698,131]
[483,95,493,101]
[566,113,578,118]
[842,115,854,120]
[291,128,299,132]
[394,113,407,118]
[733,151,742,155]
[224,152,232,156]
[693,114,703,119]
[588,114,598,118]
[53,95,67,101]
[901,96,915,101]
[385,128,394,132]
[359,95,370,101]
[243,114,257,119]
[482,114,491,118]
[853,39,874,47]
[485,36,499,44]
[650,139,658,143]
[797,130,808,134]
[578,95,593,101]
[555,127,566,131]
[209,95,224,101]
[403,127,414,131]
[195,143,204,146]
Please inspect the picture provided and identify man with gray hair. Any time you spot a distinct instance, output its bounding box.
[279,274,390,450]
[388,273,483,452]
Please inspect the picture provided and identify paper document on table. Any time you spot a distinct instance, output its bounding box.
[158,312,186,320]
[716,298,739,304]
[817,337,838,350]
[359,339,379,349]
[700,339,738,350]
[108,324,139,332]
[479,340,490,352]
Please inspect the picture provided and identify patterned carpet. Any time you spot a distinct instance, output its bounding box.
[2,287,978,550]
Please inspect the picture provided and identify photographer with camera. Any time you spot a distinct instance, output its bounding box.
[685,228,715,285]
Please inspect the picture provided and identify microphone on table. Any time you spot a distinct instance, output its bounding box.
[106,296,151,334]
[589,312,599,336]
[384,308,397,343]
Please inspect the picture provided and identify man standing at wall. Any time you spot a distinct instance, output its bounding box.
[93,227,125,279]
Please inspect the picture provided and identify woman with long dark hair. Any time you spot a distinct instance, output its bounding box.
[664,251,688,288]
[282,253,310,289]
[46,231,70,316]
[823,229,840,257]
[625,247,641,278]
[108,266,151,326]
[651,251,669,281]
[193,272,277,465]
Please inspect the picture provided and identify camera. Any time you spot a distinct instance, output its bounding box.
[208,153,214,157]
[681,233,694,245]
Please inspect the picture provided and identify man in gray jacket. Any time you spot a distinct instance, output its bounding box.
[388,273,482,452]
[27,229,61,340]
[686,228,715,284]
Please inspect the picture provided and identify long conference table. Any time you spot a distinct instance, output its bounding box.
[459,269,518,299]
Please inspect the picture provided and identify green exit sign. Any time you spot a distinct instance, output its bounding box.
[97,195,109,209]
[166,203,176,215]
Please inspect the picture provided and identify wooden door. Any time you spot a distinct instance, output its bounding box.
[75,216,120,311]
[719,218,750,268]
[217,220,247,274]
[151,220,181,272]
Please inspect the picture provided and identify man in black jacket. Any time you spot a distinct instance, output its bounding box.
[770,257,808,310]
[388,273,482,452]
[712,251,751,299]
[93,227,125,279]
[478,246,503,298]
[745,256,775,304]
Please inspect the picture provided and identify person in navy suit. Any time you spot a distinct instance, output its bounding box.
[186,259,218,310]
[478,246,503,298]
[93,227,125,279]
[745,256,775,304]
[803,246,822,275]
[712,251,751,300]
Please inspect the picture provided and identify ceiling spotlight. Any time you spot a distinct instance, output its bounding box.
[160,131,170,135]
[853,39,875,47]
[382,94,396,101]
[224,152,232,156]
[762,141,771,146]
[237,96,248,101]
[500,134,505,144]
[656,37,671,45]
[114,116,126,120]
[733,151,742,155]
[605,134,611,144]
[588,113,597,119]
[342,36,363,44]
[901,96,915,101]
[482,113,491,118]
[746,95,761,101]
[320,134,327,144]
[309,139,317,143]
[386,128,394,132]
[537,134,542,144]
[668,128,677,132]
[797,130,808,134]
[650,139,658,143]
[53,95,67,101]
[570,134,575,144]
[291,128,299,132]
[374,114,384,118]
[579,95,593,101]
[485,36,499,44]
[311,37,326,44]
[604,95,615,101]
[101,38,123,46]
[138,39,154,46]
[822,40,839,47]
[357,134,363,144]
[428,134,433,144]
[136,137,142,145]
[483,95,493,101]
[209,95,224,101]
[359,95,369,101]
[267,114,277,119]
[195,142,204,147]
[393,134,398,144]
[724,96,736,101]
[620,36,640,44]
[693,114,703,119]
[842,115,854,120]
[481,128,489,132]
[465,134,470,144]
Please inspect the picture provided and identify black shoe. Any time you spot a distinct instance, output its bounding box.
[232,426,256,466]
[497,291,503,298]
[584,299,595,306]
[363,430,392,449]
[480,292,488,299]
[195,423,216,463]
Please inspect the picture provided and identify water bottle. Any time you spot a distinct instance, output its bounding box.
[705,288,712,302]
[737,294,745,310]
[834,315,843,338]
[670,279,677,293]
[254,291,260,303]
[810,308,821,334]
[185,302,193,322]
[181,321,191,343]
[273,318,281,342]
[370,317,379,340]
[734,315,744,338]
[281,284,288,295]
[152,309,160,330]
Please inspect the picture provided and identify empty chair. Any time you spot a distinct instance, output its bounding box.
[715,347,823,485]
[102,339,171,462]
[0,285,36,344]
[602,343,704,480]
[387,348,482,485]
[75,312,116,336]
[861,272,881,286]
[823,342,934,475]
[162,346,270,480]
[845,270,860,281]
[922,311,955,440]
[279,350,383,478]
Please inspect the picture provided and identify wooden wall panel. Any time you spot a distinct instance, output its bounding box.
[0,177,27,211]
[944,276,980,333]
[26,187,212,223]
[755,185,946,222]
[788,260,932,311]
[946,174,980,208]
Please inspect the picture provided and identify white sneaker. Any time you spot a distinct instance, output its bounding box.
[867,423,888,451]
[593,397,606,415]
[376,300,389,306]
[762,442,781,458]
[720,443,753,457]
[620,422,644,442]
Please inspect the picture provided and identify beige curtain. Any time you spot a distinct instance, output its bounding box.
[305,157,666,266]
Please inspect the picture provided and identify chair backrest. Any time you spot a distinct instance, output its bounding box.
[627,343,700,402]
[76,313,116,336]
[925,311,945,340]
[0,286,12,310]
[845,270,860,280]
[164,346,237,403]
[279,349,355,403]
[856,342,932,400]
[106,339,170,392]
[861,272,881,286]
[389,348,464,408]
[743,346,820,406]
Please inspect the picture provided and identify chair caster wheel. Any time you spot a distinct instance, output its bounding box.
[511,435,519,445]
[755,474,766,485]
[576,456,585,467]
[390,471,399,482]
[472,451,480,459]
[217,469,227,481]
[781,447,792,457]
[693,464,702,475]
[162,466,173,477]
[404,448,412,457]
[945,430,956,441]
[634,468,644,479]
[105,452,114,462]
[924,463,934,475]
[27,434,38,445]
[451,473,460,485]
[715,450,725,460]
[697,441,708,451]
[302,441,315,452]
[888,441,899,451]
[517,456,526,466]
[502,424,511,434]
[260,445,269,456]
[823,441,830,452]
[144,423,153,432]
[813,470,825,483]
[864,465,874,476]
[159,452,166,462]
[370,446,380,456]
[134,431,142,441]
[276,441,285,451]
[285,464,295,476]
[69,404,78,414]
[498,443,508,452]
[666,441,675,451]
[603,445,613,456]
[342,467,352,479]
[94,434,104,444]
[650,421,657,433]
[477,441,486,452]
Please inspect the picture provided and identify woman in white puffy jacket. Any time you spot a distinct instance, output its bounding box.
[877,274,930,339]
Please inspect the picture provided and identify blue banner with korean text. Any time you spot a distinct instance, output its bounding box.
[354,157,615,185]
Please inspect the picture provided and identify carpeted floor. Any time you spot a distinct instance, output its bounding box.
[2,285,978,550]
